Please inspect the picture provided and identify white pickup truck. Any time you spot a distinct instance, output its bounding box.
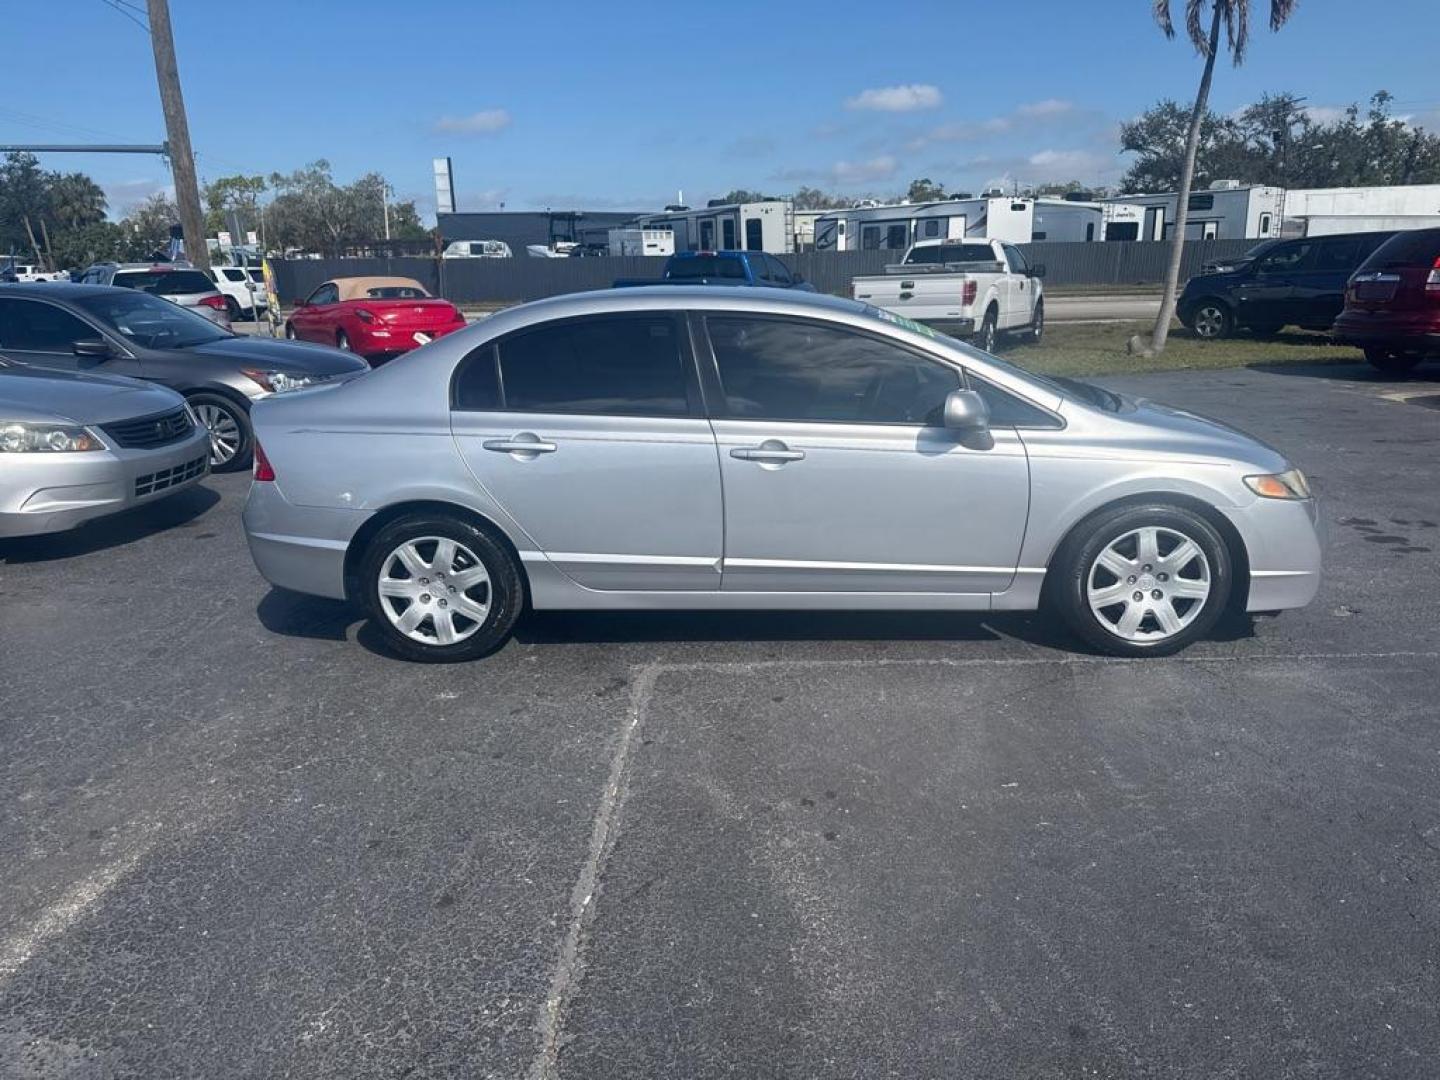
[850,238,1045,352]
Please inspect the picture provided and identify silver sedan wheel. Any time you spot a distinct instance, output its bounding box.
[1192,305,1226,339]
[376,536,491,646]
[193,402,242,466]
[1086,525,1211,643]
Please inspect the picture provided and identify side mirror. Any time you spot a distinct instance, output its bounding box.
[1030,264,1046,278]
[73,338,113,360]
[792,273,805,284]
[943,388,990,432]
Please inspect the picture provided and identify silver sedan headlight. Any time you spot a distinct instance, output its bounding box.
[1244,468,1311,500]
[0,421,104,453]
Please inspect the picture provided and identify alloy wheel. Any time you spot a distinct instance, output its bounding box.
[376,536,492,646]
[193,401,242,466]
[1193,305,1226,339]
[1086,525,1211,643]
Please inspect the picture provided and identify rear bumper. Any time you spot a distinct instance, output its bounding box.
[1219,496,1324,612]
[0,431,210,538]
[352,321,465,357]
[243,481,366,600]
[1332,312,1440,351]
[922,316,977,338]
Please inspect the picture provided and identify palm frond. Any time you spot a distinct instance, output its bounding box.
[1228,1,1250,65]
[1152,0,1175,37]
[1270,0,1298,31]
[1185,0,1209,54]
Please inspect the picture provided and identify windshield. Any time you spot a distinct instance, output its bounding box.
[74,290,233,349]
[666,256,747,280]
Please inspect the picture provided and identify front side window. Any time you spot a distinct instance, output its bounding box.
[472,314,690,416]
[767,255,793,285]
[306,283,339,305]
[1002,244,1030,275]
[1256,242,1311,274]
[706,316,960,425]
[0,298,96,352]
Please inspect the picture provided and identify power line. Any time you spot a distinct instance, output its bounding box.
[97,0,149,32]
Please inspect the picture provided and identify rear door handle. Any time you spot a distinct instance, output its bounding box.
[731,443,804,463]
[483,434,557,455]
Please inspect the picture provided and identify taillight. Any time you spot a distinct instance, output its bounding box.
[354,308,375,322]
[199,293,227,310]
[1426,257,1440,296]
[961,280,977,305]
[451,305,466,323]
[253,440,275,481]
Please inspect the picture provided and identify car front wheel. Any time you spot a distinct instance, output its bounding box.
[360,515,524,662]
[1189,302,1233,339]
[1054,503,1232,657]
[188,392,252,472]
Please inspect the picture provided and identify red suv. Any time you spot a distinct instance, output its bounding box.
[1332,227,1440,375]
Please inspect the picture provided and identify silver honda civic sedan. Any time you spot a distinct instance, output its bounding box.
[242,287,1321,661]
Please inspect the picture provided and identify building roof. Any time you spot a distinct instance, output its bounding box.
[438,210,640,249]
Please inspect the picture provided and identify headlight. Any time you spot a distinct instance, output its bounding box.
[1244,468,1311,500]
[0,421,104,453]
[240,368,329,394]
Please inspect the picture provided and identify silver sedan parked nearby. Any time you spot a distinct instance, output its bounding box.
[243,287,1322,661]
[0,356,209,537]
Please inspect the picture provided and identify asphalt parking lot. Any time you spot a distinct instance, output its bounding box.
[3,360,1439,1079]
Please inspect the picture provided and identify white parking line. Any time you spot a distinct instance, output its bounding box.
[526,646,1436,1077]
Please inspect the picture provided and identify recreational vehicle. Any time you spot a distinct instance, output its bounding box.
[607,228,676,257]
[634,200,795,254]
[1102,183,1285,242]
[813,195,1134,251]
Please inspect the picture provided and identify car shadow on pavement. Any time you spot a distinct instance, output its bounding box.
[1250,360,1440,385]
[0,484,221,563]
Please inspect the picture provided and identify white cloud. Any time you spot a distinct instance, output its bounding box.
[1303,105,1349,125]
[1016,99,1077,119]
[833,155,899,183]
[846,84,942,113]
[433,109,512,135]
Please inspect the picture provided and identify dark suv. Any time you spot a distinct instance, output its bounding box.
[1332,227,1440,375]
[1178,231,1394,339]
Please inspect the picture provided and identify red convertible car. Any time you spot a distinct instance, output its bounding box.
[285,276,466,363]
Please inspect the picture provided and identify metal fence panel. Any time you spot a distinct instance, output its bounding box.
[271,239,1258,306]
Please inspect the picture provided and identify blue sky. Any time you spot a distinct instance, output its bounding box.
[5,0,1439,220]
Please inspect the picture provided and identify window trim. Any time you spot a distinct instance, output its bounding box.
[449,310,705,419]
[0,295,127,357]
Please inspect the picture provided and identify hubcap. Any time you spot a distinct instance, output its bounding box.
[193,402,241,465]
[1194,306,1225,338]
[377,536,491,646]
[1087,526,1211,643]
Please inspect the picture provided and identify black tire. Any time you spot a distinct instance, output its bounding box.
[1188,300,1233,340]
[1364,347,1422,377]
[336,330,352,352]
[224,296,242,322]
[1028,300,1044,344]
[186,391,252,473]
[977,308,998,354]
[1051,502,1232,658]
[359,514,524,663]
[284,322,297,339]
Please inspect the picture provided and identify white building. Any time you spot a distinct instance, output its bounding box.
[1280,184,1440,236]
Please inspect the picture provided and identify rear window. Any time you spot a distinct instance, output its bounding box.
[905,244,997,265]
[365,285,428,298]
[666,256,747,280]
[112,269,216,295]
[1359,229,1440,270]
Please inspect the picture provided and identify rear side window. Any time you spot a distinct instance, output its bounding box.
[706,315,959,425]
[113,269,215,294]
[456,314,690,416]
[222,268,248,282]
[1360,229,1440,269]
[1255,243,1310,274]
[1311,237,1362,271]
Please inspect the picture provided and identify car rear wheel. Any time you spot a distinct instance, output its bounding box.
[1364,347,1422,377]
[360,515,524,663]
[1028,300,1044,344]
[337,330,352,352]
[977,309,998,353]
[224,296,242,321]
[1053,503,1231,657]
[1190,302,1233,340]
[284,322,297,339]
[187,392,252,473]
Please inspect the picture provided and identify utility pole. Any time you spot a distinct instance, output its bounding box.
[146,0,210,270]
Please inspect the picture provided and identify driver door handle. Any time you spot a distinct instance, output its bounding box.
[731,445,805,463]
[483,436,557,454]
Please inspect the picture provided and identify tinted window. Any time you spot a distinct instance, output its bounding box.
[112,269,215,294]
[365,285,428,298]
[1313,237,1362,272]
[707,316,960,425]
[452,345,501,410]
[74,290,230,348]
[767,255,793,285]
[1360,228,1440,269]
[721,218,737,250]
[1002,244,1030,275]
[968,374,1061,428]
[306,283,339,305]
[0,298,94,351]
[496,315,688,416]
[666,256,746,280]
[886,224,909,249]
[744,218,763,251]
[906,243,996,265]
[1188,193,1215,211]
[1255,242,1310,273]
[222,268,247,282]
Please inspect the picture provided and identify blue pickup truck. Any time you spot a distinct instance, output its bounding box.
[614,250,816,290]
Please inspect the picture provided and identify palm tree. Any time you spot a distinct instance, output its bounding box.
[1134,0,1298,357]
[47,173,107,230]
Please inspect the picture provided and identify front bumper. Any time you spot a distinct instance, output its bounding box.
[243,480,365,599]
[0,429,210,537]
[1220,495,1324,612]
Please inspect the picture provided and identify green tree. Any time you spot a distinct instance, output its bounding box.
[120,193,181,260]
[50,220,126,268]
[720,189,768,204]
[1137,0,1299,358]
[906,177,947,202]
[0,153,52,266]
[265,161,424,254]
[202,173,267,239]
[790,186,861,210]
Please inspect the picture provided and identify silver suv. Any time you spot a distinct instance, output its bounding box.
[77,263,232,328]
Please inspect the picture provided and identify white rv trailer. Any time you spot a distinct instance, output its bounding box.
[607,228,676,257]
[1100,183,1285,242]
[813,195,1132,251]
[633,200,795,254]
[1280,184,1440,237]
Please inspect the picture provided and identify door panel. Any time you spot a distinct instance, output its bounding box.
[713,420,1030,593]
